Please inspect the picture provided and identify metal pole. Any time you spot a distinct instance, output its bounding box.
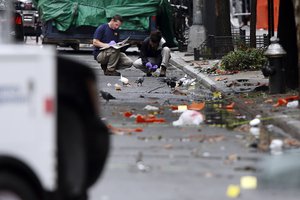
[268,0,274,40]
[187,0,206,52]
[193,0,202,25]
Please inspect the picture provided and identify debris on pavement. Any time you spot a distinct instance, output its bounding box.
[224,154,240,164]
[143,105,159,111]
[172,110,204,126]
[182,78,196,87]
[123,111,133,118]
[188,134,225,143]
[215,77,228,81]
[269,139,283,155]
[136,152,151,172]
[226,184,240,198]
[172,105,188,113]
[108,124,143,135]
[249,116,261,139]
[273,95,299,107]
[225,102,235,110]
[283,138,300,148]
[286,100,299,108]
[240,176,257,190]
[249,118,261,127]
[114,83,122,91]
[212,91,222,99]
[136,114,166,123]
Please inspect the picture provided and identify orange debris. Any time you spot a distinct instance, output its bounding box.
[123,111,133,118]
[225,102,235,109]
[136,114,166,123]
[188,102,205,111]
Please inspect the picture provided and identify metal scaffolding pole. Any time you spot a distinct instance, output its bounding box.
[268,0,274,39]
[187,0,206,52]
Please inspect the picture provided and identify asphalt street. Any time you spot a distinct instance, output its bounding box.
[51,44,300,200]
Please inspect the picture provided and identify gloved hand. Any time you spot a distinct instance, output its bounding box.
[108,40,116,46]
[151,65,158,72]
[145,62,152,69]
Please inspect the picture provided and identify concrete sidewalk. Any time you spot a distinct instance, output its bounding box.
[170,51,300,140]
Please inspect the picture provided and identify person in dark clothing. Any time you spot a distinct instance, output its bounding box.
[133,30,171,77]
[93,15,133,76]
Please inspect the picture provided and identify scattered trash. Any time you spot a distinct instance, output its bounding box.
[212,91,222,99]
[123,111,133,118]
[225,102,235,110]
[283,138,300,148]
[226,184,240,198]
[273,98,288,107]
[182,78,196,87]
[100,90,116,102]
[143,105,159,111]
[114,83,121,91]
[172,105,188,113]
[136,152,151,172]
[107,83,112,87]
[249,127,260,138]
[269,139,283,155]
[173,110,204,126]
[187,102,205,111]
[215,77,228,81]
[108,125,143,135]
[273,95,299,107]
[136,114,166,123]
[286,100,299,108]
[178,74,187,85]
[178,105,188,111]
[240,176,257,189]
[225,154,240,164]
[249,118,261,126]
[249,116,261,138]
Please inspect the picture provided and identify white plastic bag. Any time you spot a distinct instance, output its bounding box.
[172,110,204,126]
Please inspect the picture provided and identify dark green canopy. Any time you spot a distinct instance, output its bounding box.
[33,0,177,46]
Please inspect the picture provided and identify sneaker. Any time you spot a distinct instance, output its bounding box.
[104,70,121,76]
[159,66,166,77]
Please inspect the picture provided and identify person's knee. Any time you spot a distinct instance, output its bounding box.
[129,60,133,66]
[133,59,142,68]
[163,47,171,53]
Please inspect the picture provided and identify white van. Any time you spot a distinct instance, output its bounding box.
[0,45,109,200]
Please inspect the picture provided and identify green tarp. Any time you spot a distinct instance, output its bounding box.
[34,0,167,30]
[33,0,176,46]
